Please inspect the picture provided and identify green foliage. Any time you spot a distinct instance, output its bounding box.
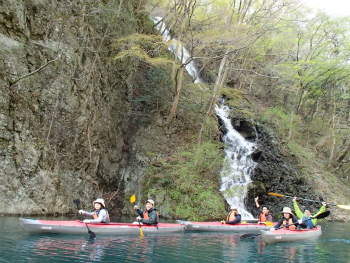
[145,141,226,221]
[287,141,314,161]
[261,107,290,137]
[133,66,174,111]
[113,34,172,66]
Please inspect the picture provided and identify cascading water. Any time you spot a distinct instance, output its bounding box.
[152,17,257,219]
[152,17,203,83]
[215,103,257,219]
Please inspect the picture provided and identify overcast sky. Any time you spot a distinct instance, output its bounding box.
[302,0,350,17]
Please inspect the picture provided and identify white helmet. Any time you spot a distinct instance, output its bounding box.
[93,198,106,208]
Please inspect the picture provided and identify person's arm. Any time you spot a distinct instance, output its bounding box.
[293,197,303,219]
[88,210,107,223]
[136,209,143,217]
[80,211,94,217]
[311,202,326,225]
[255,197,260,208]
[274,218,283,229]
[226,214,241,224]
[140,209,157,225]
[266,214,273,222]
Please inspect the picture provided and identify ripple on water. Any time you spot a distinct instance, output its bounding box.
[2,218,350,262]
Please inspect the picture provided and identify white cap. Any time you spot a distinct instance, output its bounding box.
[93,198,106,207]
[146,199,154,205]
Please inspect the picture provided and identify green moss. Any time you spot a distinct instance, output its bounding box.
[143,140,227,221]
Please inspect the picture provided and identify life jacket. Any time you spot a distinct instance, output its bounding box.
[302,215,315,228]
[93,208,110,223]
[226,211,236,222]
[143,209,159,224]
[282,218,296,230]
[259,213,267,222]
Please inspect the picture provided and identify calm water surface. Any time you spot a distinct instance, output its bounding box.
[1,216,350,262]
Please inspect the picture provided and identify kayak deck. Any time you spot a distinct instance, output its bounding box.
[20,218,186,235]
[261,226,322,244]
[177,220,276,233]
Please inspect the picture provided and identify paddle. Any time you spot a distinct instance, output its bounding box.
[73,199,96,239]
[268,192,350,210]
[240,210,330,239]
[130,194,144,237]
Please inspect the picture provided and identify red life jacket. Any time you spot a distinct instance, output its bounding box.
[259,213,267,222]
[282,218,296,230]
[226,211,236,221]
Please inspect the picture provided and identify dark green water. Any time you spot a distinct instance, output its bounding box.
[1,216,350,262]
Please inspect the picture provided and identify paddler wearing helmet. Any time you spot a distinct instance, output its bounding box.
[79,198,110,224]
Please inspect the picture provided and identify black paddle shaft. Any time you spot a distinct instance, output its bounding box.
[73,199,96,239]
[282,195,336,206]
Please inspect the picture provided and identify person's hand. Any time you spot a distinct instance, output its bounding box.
[270,228,275,231]
[255,197,259,202]
[293,197,297,202]
[322,202,327,206]
[134,206,138,210]
[298,219,303,224]
[83,220,91,223]
[220,220,226,224]
[78,210,84,214]
[136,216,141,221]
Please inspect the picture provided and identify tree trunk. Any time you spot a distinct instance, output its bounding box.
[198,52,228,144]
[163,67,184,126]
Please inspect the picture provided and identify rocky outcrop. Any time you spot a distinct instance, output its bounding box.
[229,118,325,218]
[0,0,181,216]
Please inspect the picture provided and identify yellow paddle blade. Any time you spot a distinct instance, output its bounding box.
[140,227,144,236]
[130,194,136,204]
[268,192,284,197]
[265,221,273,227]
[337,205,350,210]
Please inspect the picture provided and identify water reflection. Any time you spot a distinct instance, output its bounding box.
[2,217,350,263]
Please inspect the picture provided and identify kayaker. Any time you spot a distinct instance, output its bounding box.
[134,199,159,226]
[222,207,241,224]
[293,197,326,229]
[78,198,110,224]
[271,207,298,230]
[255,196,273,222]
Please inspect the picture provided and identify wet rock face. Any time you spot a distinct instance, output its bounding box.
[245,123,321,219]
[0,0,161,216]
[230,118,257,141]
[219,114,322,219]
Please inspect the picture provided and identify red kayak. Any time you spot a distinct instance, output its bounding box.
[20,218,186,235]
[261,226,322,244]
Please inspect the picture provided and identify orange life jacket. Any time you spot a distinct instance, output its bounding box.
[93,209,110,223]
[259,213,267,222]
[143,210,159,223]
[282,218,296,230]
[226,211,236,222]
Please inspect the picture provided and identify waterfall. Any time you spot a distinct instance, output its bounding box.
[215,103,257,219]
[152,17,257,219]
